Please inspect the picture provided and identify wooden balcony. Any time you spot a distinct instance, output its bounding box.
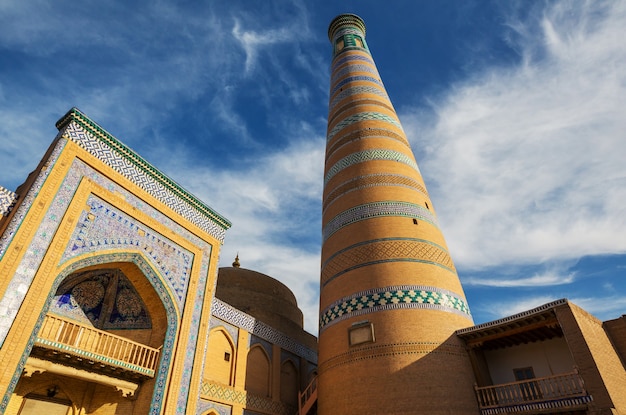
[298,375,317,415]
[33,313,160,379]
[475,371,592,414]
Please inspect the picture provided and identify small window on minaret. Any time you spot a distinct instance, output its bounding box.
[336,38,345,52]
[413,218,418,225]
[425,202,429,209]
[224,352,231,362]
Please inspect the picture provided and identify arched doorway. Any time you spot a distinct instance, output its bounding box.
[9,253,179,415]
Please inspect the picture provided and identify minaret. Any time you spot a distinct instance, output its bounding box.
[318,14,479,414]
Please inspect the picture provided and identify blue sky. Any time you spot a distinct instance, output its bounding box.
[1,1,625,334]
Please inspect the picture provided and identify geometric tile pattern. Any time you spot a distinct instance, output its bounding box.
[327,111,402,143]
[211,299,317,364]
[319,285,472,332]
[200,381,295,415]
[0,186,17,217]
[321,237,456,287]
[331,54,375,73]
[330,75,383,97]
[325,127,408,160]
[57,108,230,242]
[324,149,418,186]
[329,99,396,126]
[331,64,379,86]
[196,399,232,415]
[61,194,193,308]
[329,85,388,112]
[323,201,437,242]
[323,173,428,212]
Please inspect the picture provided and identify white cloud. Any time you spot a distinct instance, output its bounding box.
[466,269,576,287]
[402,1,626,271]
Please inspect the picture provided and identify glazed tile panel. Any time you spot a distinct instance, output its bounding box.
[319,285,471,331]
[322,201,437,242]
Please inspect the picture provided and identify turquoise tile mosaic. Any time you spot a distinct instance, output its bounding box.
[327,112,403,144]
[323,201,437,243]
[319,285,471,332]
[324,149,419,186]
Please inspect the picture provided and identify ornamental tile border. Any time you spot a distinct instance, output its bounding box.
[327,112,403,144]
[330,75,383,97]
[329,85,388,112]
[200,381,294,415]
[321,237,456,287]
[331,64,380,87]
[325,128,409,162]
[61,194,194,309]
[322,201,436,242]
[196,399,232,415]
[0,186,18,217]
[211,299,317,364]
[324,149,418,186]
[58,109,230,240]
[319,285,471,332]
[331,54,375,72]
[323,173,428,213]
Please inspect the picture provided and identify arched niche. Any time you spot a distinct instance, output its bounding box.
[280,359,299,407]
[203,327,236,386]
[12,252,179,415]
[245,345,271,397]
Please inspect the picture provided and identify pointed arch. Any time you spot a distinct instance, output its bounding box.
[245,344,271,397]
[8,252,179,415]
[280,358,299,407]
[204,327,236,386]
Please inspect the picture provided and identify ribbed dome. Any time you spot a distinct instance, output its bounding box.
[216,267,303,330]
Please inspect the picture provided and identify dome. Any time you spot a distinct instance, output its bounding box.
[215,266,304,331]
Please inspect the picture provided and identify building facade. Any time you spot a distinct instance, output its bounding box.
[0,109,316,415]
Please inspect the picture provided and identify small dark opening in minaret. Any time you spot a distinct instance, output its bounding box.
[413,219,418,225]
[224,352,231,362]
[425,202,429,209]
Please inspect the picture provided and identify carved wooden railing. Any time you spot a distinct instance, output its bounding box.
[475,371,590,409]
[298,375,317,415]
[35,313,160,377]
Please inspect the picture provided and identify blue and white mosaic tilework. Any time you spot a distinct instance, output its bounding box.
[196,399,232,415]
[329,85,389,113]
[327,112,403,144]
[324,149,418,185]
[62,194,194,309]
[323,201,437,242]
[211,299,317,364]
[0,135,215,414]
[331,64,380,86]
[319,285,472,332]
[0,186,17,217]
[330,75,383,97]
[59,109,230,241]
[331,54,375,72]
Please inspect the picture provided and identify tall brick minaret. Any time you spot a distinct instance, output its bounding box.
[318,14,479,414]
